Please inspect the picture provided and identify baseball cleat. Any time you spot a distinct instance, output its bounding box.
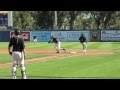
[63,49,66,52]
[22,76,27,79]
[82,50,86,53]
[12,76,17,79]
[56,51,59,53]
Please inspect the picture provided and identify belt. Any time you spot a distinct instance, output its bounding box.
[12,51,22,52]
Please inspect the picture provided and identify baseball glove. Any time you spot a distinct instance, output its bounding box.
[48,41,51,43]
[9,52,12,56]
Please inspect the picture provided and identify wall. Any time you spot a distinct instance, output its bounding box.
[1,30,120,42]
[0,31,10,42]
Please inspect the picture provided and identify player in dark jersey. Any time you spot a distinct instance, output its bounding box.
[33,36,37,43]
[8,29,27,79]
[79,33,87,53]
[50,36,66,53]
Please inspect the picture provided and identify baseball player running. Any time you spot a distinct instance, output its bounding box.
[79,33,87,53]
[8,29,27,79]
[49,36,66,53]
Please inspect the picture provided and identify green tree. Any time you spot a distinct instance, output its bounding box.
[13,11,34,30]
[34,11,54,30]
[68,11,81,30]
[90,11,115,29]
[57,11,69,30]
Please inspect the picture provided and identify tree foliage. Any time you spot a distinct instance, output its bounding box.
[13,11,120,30]
[13,11,34,30]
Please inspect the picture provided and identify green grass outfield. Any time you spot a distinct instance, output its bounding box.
[1,42,120,79]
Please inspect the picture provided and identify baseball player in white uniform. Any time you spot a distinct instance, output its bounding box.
[49,36,66,53]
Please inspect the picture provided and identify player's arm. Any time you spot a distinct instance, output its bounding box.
[48,39,53,43]
[23,49,26,59]
[79,37,82,43]
[8,38,13,56]
[22,43,26,59]
[79,37,81,41]
[8,46,12,56]
[48,40,51,43]
[21,38,26,59]
[51,39,54,43]
[84,37,87,43]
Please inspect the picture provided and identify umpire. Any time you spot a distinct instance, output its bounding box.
[8,29,27,79]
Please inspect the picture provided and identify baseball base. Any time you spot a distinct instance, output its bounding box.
[70,52,76,54]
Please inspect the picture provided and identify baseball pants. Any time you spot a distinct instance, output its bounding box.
[55,42,63,50]
[81,42,87,51]
[12,51,26,79]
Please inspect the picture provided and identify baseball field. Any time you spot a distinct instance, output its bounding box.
[0,42,120,79]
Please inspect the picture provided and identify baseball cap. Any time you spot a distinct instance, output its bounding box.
[14,29,20,36]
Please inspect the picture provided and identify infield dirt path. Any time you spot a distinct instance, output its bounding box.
[0,48,114,69]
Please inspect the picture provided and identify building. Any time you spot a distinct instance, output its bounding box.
[0,11,13,30]
[0,11,8,26]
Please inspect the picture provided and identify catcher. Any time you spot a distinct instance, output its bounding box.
[48,36,66,53]
[8,29,27,79]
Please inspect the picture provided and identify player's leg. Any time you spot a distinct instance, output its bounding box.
[55,43,59,53]
[35,39,37,42]
[19,52,26,79]
[12,52,18,79]
[58,42,66,52]
[12,62,17,79]
[81,43,85,52]
[36,39,37,42]
[83,42,87,52]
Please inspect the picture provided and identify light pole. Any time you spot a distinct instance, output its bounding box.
[8,11,13,30]
[54,11,58,30]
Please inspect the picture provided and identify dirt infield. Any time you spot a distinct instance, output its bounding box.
[0,48,114,69]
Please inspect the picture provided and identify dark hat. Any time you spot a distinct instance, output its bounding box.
[14,29,20,36]
[81,33,83,35]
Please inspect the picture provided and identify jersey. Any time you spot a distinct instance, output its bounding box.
[52,37,59,43]
[33,36,37,39]
[9,35,25,52]
[79,36,86,43]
